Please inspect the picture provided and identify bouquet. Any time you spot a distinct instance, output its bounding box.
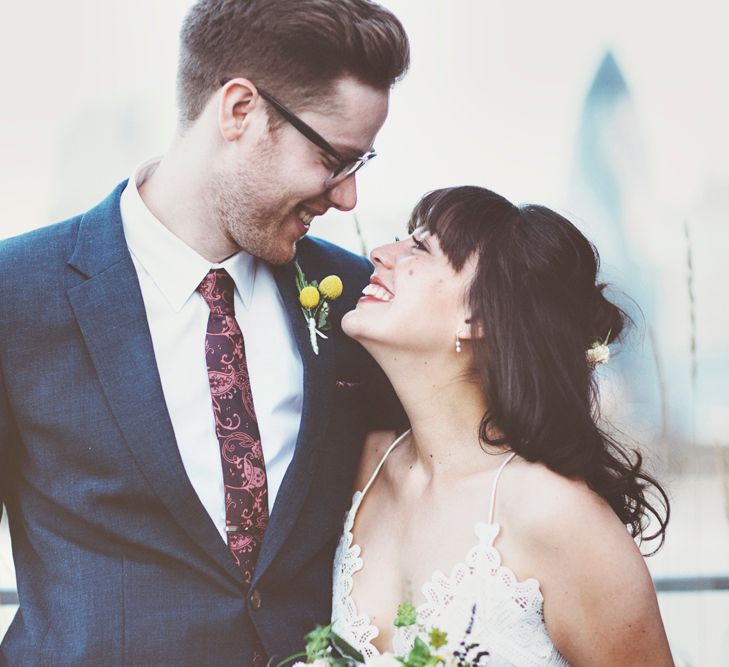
[270,603,489,666]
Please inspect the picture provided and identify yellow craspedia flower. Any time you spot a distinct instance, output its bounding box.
[299,286,320,309]
[319,275,343,300]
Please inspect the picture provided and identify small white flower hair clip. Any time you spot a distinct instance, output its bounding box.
[586,330,611,367]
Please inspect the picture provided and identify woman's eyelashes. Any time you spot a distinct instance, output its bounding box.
[412,236,429,252]
[393,233,428,251]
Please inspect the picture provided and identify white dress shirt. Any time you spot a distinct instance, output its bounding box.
[120,158,303,540]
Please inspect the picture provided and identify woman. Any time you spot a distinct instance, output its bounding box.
[331,186,672,665]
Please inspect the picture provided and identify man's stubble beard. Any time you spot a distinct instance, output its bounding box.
[208,150,297,265]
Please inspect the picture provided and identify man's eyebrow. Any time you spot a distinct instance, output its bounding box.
[332,143,372,159]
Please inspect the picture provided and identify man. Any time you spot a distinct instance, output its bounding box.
[0,1,409,664]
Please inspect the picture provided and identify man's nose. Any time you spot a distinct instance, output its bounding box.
[326,173,358,212]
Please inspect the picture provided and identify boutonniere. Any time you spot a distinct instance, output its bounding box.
[295,261,343,355]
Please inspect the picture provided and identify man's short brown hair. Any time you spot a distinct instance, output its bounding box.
[177,0,410,127]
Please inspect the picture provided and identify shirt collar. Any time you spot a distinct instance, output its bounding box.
[120,157,257,312]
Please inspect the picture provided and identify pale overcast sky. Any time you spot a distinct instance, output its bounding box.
[1,0,727,240]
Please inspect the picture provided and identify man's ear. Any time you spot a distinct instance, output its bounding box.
[218,78,260,141]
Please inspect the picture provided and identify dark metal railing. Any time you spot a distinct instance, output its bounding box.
[1,576,728,607]
[654,575,729,592]
[0,590,17,605]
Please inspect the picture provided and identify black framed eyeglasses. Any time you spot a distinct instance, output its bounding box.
[220,79,376,186]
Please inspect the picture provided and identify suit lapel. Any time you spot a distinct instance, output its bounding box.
[67,183,243,584]
[253,257,336,581]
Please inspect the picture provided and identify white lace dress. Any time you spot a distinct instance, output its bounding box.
[331,431,569,666]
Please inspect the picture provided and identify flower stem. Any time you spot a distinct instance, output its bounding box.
[267,651,307,667]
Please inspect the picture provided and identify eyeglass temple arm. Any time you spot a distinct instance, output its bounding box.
[256,89,345,163]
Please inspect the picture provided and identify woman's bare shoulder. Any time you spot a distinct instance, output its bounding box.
[502,458,614,534]
[499,459,648,593]
[501,459,671,664]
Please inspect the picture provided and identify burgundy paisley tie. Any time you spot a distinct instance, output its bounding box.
[197,269,269,585]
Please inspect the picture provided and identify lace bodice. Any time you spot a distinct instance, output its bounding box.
[331,430,569,666]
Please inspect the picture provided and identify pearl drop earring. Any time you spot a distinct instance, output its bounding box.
[455,334,462,353]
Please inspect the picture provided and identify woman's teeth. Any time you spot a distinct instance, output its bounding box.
[361,283,393,302]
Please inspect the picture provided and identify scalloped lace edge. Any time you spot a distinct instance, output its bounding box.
[333,509,555,660]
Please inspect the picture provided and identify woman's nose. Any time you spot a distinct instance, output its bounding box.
[369,237,407,268]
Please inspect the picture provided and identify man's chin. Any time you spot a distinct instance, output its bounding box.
[263,240,299,266]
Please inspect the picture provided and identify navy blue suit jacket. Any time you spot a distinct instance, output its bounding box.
[0,183,401,666]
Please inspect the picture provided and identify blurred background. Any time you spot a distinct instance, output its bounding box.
[1,1,727,663]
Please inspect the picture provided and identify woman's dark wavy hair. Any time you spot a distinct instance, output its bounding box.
[408,185,669,553]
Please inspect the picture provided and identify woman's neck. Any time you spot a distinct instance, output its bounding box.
[373,347,507,479]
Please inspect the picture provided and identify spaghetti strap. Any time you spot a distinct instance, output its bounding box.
[360,429,412,498]
[487,452,517,524]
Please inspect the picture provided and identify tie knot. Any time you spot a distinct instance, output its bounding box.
[197,269,236,316]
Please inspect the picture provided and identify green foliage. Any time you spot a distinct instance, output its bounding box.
[274,624,364,667]
[394,603,418,628]
[318,301,330,330]
[403,637,432,666]
[305,624,333,661]
[294,261,307,293]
